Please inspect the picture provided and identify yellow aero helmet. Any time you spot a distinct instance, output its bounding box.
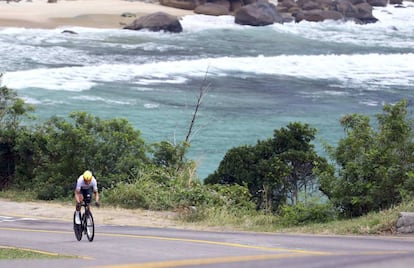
[83,170,93,182]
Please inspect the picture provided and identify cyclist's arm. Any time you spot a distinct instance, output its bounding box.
[94,190,99,203]
[92,178,99,202]
[74,178,82,203]
[74,188,82,203]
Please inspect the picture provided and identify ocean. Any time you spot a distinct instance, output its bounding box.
[1,4,414,179]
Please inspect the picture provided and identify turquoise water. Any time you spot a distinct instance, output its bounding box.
[1,6,414,179]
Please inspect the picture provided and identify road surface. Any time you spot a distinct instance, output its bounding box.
[1,214,414,268]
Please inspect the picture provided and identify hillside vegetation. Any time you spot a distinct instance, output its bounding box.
[1,85,414,234]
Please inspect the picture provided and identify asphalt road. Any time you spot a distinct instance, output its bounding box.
[1,214,414,268]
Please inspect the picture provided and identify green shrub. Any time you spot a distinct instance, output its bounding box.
[103,182,149,209]
[37,184,65,201]
[279,201,337,226]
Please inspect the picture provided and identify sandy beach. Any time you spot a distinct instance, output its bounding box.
[0,0,194,29]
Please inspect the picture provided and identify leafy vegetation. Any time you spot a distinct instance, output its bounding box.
[319,100,414,217]
[1,85,414,232]
[19,112,149,200]
[205,122,330,213]
[0,86,34,189]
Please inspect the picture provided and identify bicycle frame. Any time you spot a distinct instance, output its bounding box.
[73,200,95,242]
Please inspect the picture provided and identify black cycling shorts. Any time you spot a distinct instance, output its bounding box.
[80,188,93,204]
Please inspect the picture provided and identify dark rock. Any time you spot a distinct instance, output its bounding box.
[194,3,230,16]
[61,30,78,34]
[348,0,367,5]
[302,1,323,11]
[159,0,204,10]
[280,12,295,23]
[278,0,298,10]
[121,12,136,18]
[297,0,334,10]
[333,0,360,18]
[367,0,387,7]
[210,0,231,10]
[332,0,378,24]
[230,0,244,12]
[124,12,183,33]
[295,9,344,22]
[235,0,284,26]
[354,2,378,23]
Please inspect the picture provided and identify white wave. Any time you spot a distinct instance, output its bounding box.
[137,77,188,85]
[271,4,414,48]
[71,95,132,105]
[22,97,68,105]
[180,15,240,31]
[144,103,160,109]
[177,5,414,48]
[359,100,382,107]
[3,69,96,91]
[3,53,413,91]
[21,97,42,105]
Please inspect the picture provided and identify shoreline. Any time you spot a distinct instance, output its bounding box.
[0,0,194,29]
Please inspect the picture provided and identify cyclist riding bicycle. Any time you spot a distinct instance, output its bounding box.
[74,170,100,224]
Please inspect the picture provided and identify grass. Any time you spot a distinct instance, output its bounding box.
[1,189,413,236]
[181,199,414,235]
[0,246,73,260]
[0,189,38,202]
[0,189,71,203]
[2,188,410,261]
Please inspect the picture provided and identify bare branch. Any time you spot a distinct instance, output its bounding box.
[184,67,211,144]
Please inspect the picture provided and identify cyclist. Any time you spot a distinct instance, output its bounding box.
[74,170,100,224]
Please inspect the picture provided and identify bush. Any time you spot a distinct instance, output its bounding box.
[279,201,337,226]
[11,112,150,199]
[205,122,330,213]
[103,165,257,217]
[319,100,414,217]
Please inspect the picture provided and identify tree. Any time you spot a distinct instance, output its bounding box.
[272,122,326,204]
[13,111,150,199]
[205,122,328,212]
[0,86,34,189]
[319,100,414,217]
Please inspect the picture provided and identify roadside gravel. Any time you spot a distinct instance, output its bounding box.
[0,198,186,228]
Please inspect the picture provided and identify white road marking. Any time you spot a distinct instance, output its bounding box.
[0,215,38,222]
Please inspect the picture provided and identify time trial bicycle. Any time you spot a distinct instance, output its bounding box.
[73,199,95,242]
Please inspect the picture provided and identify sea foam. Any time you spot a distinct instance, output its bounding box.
[3,53,413,91]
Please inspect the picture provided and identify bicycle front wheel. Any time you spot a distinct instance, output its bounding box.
[84,211,95,242]
[73,212,82,241]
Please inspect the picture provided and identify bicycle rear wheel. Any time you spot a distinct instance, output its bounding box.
[73,212,82,241]
[84,211,95,242]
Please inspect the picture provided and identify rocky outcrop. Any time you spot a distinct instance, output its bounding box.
[295,9,344,22]
[194,3,231,15]
[235,0,284,26]
[367,0,388,6]
[61,30,78,35]
[396,212,414,233]
[123,12,183,33]
[277,0,379,24]
[151,0,405,28]
[353,2,378,23]
[160,0,205,10]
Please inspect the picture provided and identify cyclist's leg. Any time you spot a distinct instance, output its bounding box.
[74,205,82,224]
[75,189,84,211]
[76,188,91,224]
